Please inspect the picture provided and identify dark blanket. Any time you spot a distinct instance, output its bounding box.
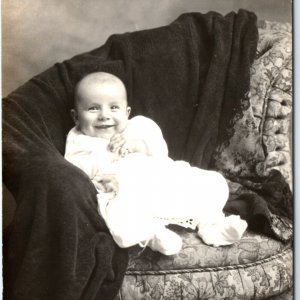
[2,9,291,300]
[224,170,293,243]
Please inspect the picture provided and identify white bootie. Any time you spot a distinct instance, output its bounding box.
[146,226,182,255]
[197,215,248,247]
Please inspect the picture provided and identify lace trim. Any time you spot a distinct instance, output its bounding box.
[153,217,199,229]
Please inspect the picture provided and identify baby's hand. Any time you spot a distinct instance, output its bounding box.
[108,133,148,157]
[92,173,119,196]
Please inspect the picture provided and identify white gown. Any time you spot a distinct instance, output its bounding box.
[65,116,244,248]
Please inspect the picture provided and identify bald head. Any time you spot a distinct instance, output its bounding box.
[71,72,131,138]
[74,72,127,108]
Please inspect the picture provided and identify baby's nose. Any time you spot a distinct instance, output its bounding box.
[98,108,111,120]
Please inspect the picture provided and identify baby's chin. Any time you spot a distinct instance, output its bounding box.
[93,131,114,140]
[93,129,122,140]
[81,129,113,140]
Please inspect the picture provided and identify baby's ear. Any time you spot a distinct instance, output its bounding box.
[71,109,79,125]
[127,106,131,117]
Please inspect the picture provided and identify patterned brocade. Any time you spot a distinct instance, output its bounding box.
[127,229,291,272]
[120,229,292,299]
[213,21,292,189]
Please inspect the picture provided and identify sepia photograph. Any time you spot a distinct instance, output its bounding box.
[2,0,293,299]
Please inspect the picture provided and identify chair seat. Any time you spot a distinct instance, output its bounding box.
[119,226,293,299]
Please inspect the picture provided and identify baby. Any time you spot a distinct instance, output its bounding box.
[65,71,248,255]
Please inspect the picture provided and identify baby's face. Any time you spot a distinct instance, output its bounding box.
[73,80,131,139]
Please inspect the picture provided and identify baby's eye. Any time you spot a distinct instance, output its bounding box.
[88,107,99,112]
[111,105,120,111]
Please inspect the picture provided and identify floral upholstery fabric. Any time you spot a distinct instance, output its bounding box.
[119,228,292,300]
[126,227,291,272]
[119,21,293,300]
[213,21,292,189]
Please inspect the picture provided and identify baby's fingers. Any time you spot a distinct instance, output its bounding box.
[108,136,125,152]
[104,181,119,194]
[109,133,122,143]
[92,180,106,192]
[119,145,129,157]
[109,140,125,152]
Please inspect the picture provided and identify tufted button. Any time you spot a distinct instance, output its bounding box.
[193,103,199,108]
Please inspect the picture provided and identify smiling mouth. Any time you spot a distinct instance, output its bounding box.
[95,125,114,130]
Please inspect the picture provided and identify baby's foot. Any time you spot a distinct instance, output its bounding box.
[146,226,182,255]
[197,215,247,247]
